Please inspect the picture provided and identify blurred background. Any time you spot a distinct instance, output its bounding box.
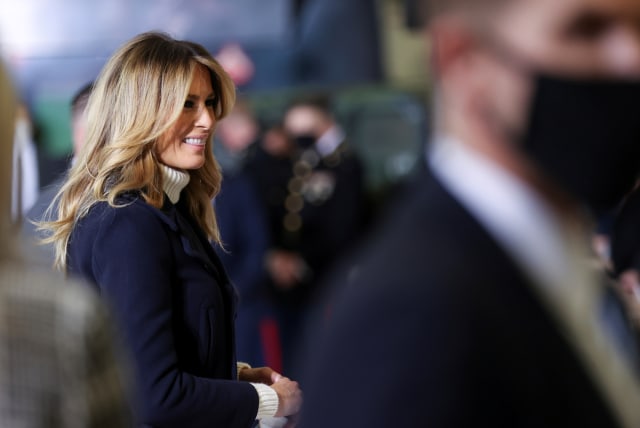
[0,0,429,205]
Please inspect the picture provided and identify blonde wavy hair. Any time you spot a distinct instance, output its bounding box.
[40,32,236,271]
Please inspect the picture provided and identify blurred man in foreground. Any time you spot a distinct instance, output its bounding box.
[0,63,131,427]
[301,0,640,426]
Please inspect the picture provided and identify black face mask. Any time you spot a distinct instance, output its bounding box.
[521,74,640,215]
[294,135,317,150]
[484,37,640,214]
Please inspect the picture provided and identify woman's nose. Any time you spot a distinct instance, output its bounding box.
[195,104,215,129]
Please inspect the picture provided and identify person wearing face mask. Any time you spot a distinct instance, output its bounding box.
[40,32,302,428]
[299,0,640,427]
[265,95,367,377]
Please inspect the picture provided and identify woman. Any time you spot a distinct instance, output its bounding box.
[41,32,302,427]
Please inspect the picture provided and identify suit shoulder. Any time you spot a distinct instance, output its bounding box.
[344,171,516,296]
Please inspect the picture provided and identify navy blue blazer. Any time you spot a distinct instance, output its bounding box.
[300,167,622,427]
[67,192,258,428]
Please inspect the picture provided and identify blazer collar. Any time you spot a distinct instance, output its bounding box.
[115,193,235,298]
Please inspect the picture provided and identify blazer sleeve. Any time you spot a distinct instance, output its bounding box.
[89,205,259,428]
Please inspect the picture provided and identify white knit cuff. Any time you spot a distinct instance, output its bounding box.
[251,382,279,419]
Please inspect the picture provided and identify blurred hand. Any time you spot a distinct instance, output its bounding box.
[271,376,303,417]
[617,269,640,326]
[238,366,281,385]
[592,233,612,271]
[266,250,308,290]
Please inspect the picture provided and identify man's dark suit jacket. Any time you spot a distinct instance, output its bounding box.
[68,193,258,428]
[300,167,621,427]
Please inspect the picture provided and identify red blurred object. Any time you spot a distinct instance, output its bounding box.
[259,317,283,374]
[215,43,255,86]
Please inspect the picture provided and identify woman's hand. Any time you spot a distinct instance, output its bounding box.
[271,376,303,417]
[239,366,303,418]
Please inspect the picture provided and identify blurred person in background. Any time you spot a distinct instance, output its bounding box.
[242,123,298,376]
[12,103,39,221]
[266,95,367,376]
[215,99,283,372]
[300,0,640,426]
[610,185,640,328]
[40,32,301,427]
[0,61,131,428]
[214,98,261,173]
[244,124,297,238]
[22,81,94,265]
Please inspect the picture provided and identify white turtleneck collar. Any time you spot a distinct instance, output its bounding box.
[160,164,190,204]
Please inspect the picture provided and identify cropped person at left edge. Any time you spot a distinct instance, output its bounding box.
[39,32,302,428]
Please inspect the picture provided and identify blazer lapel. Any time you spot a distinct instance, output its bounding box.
[172,201,240,309]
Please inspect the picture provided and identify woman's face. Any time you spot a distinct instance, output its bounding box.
[157,65,216,170]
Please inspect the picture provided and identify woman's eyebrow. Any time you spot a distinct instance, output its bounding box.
[186,92,216,99]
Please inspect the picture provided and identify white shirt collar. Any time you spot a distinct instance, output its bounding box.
[428,134,571,293]
[316,125,345,158]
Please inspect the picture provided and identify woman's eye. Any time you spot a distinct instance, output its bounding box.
[184,100,195,109]
[205,98,217,108]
